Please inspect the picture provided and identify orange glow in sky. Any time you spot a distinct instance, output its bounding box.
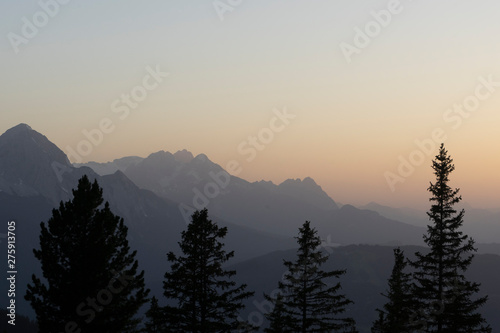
[1,0,499,209]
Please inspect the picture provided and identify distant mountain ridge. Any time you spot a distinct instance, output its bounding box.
[3,123,495,246]
[78,150,338,210]
[277,177,338,210]
[74,147,427,245]
[0,124,297,319]
[78,149,347,236]
[75,149,432,244]
[74,156,143,176]
[1,123,499,325]
[0,123,430,246]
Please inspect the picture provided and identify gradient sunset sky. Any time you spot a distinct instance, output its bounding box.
[1,0,499,209]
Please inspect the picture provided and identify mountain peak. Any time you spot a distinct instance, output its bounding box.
[147,150,174,159]
[0,124,82,203]
[194,153,208,161]
[8,123,32,132]
[302,176,317,185]
[0,124,70,166]
[174,149,194,163]
[278,177,338,210]
[280,177,319,189]
[2,123,37,141]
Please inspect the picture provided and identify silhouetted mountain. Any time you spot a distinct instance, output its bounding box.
[79,150,426,245]
[173,148,194,163]
[122,150,215,202]
[2,124,498,329]
[74,156,143,175]
[0,123,94,205]
[81,150,340,214]
[0,124,295,320]
[277,177,338,210]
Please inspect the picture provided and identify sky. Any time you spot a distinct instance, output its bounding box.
[1,0,499,209]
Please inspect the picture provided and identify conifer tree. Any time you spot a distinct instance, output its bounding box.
[268,221,357,332]
[162,208,254,331]
[372,248,413,332]
[25,175,149,333]
[264,293,288,333]
[371,311,386,333]
[409,144,491,332]
[143,296,166,333]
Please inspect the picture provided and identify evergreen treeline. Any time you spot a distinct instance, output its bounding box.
[24,144,491,332]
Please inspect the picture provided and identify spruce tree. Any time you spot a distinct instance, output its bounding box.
[162,208,254,331]
[372,248,413,332]
[268,221,357,332]
[143,296,166,333]
[409,144,491,332]
[25,175,149,333]
[371,311,386,333]
[264,293,288,333]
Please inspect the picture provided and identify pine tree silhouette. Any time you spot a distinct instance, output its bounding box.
[409,144,491,332]
[372,248,413,332]
[162,208,254,331]
[264,293,288,333]
[143,296,167,333]
[25,175,149,333]
[267,221,357,332]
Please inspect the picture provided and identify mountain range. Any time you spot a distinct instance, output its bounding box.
[75,145,427,244]
[1,123,499,332]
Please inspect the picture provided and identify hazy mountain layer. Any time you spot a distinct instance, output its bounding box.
[229,244,500,333]
[1,123,498,325]
[78,148,425,244]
